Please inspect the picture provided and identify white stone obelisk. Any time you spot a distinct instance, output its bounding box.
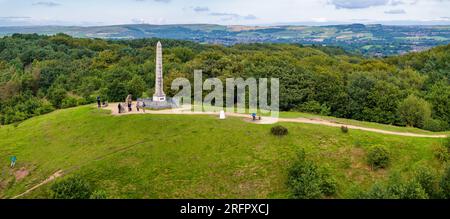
[153,41,166,102]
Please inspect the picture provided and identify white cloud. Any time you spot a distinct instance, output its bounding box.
[32,1,61,7]
[193,7,209,12]
[384,9,406,14]
[328,0,389,9]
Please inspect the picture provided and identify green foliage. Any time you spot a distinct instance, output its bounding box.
[90,190,108,199]
[426,81,450,125]
[364,174,428,199]
[445,136,450,151]
[433,146,449,163]
[47,86,67,108]
[271,125,288,136]
[51,175,92,199]
[414,166,439,198]
[0,92,53,125]
[440,165,450,199]
[127,75,147,99]
[319,170,337,196]
[423,118,449,132]
[367,146,390,170]
[287,150,337,199]
[61,96,78,109]
[35,101,55,115]
[297,101,330,116]
[398,95,432,128]
[0,34,449,129]
[171,47,195,63]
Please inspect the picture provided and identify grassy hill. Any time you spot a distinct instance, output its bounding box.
[0,105,447,199]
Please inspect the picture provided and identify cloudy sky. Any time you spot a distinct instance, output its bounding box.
[0,0,449,26]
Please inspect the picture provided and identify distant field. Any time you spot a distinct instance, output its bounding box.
[1,24,449,56]
[0,105,446,199]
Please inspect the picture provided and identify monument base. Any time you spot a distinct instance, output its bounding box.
[153,96,166,102]
[138,97,178,110]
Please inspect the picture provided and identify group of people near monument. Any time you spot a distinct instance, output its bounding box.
[96,96,108,108]
[117,94,146,114]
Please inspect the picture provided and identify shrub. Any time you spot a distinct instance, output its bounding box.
[341,126,349,133]
[445,136,450,151]
[51,175,92,199]
[90,190,108,199]
[61,96,78,109]
[35,102,55,115]
[47,86,67,108]
[77,98,87,106]
[423,119,448,132]
[297,101,331,116]
[396,181,428,199]
[367,146,390,170]
[287,150,337,199]
[319,170,337,196]
[440,165,450,199]
[297,101,322,114]
[364,183,389,199]
[271,125,288,136]
[365,174,428,199]
[433,146,449,163]
[414,166,438,198]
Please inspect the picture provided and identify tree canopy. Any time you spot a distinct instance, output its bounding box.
[0,34,449,131]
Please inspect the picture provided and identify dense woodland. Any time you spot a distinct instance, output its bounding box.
[0,33,449,131]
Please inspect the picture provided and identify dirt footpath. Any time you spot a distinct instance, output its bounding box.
[103,103,447,138]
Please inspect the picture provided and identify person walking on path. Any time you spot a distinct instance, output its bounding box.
[251,113,257,121]
[126,94,133,112]
[136,101,140,112]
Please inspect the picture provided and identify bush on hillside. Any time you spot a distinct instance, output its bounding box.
[440,165,450,199]
[364,174,428,199]
[433,146,449,163]
[367,146,390,170]
[445,136,450,151]
[414,166,438,198]
[61,96,78,109]
[319,170,337,196]
[90,190,108,199]
[51,175,92,199]
[287,150,337,199]
[35,101,55,115]
[271,125,288,136]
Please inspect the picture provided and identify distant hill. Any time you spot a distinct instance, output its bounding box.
[1,24,449,56]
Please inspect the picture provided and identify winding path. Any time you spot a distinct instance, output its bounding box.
[105,103,447,139]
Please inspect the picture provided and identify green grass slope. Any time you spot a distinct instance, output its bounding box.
[0,105,446,198]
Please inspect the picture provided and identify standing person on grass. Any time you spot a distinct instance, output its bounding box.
[10,156,16,168]
[97,96,101,108]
